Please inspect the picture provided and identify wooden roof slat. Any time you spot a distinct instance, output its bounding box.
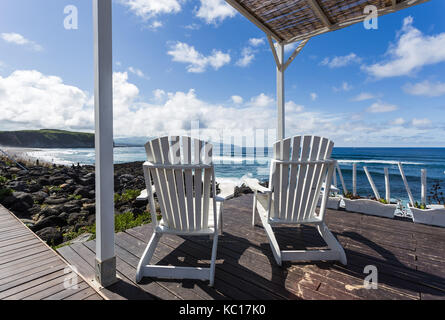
[226,0,431,44]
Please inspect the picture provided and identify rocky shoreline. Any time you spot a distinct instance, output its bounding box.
[0,158,151,246]
[0,156,254,247]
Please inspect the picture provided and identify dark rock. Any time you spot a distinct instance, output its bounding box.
[67,212,87,225]
[13,192,34,207]
[87,215,95,225]
[32,191,49,204]
[1,195,17,207]
[35,227,63,245]
[62,202,82,213]
[7,181,27,191]
[74,187,91,198]
[74,221,89,232]
[49,175,66,186]
[39,206,59,217]
[28,205,42,216]
[44,197,68,205]
[82,203,95,215]
[58,212,71,223]
[31,216,66,232]
[27,183,41,193]
[38,178,50,186]
[234,184,253,197]
[120,174,135,183]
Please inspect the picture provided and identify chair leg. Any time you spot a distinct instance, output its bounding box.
[136,232,161,283]
[317,222,347,265]
[219,204,224,235]
[257,206,282,266]
[252,191,257,227]
[209,232,219,287]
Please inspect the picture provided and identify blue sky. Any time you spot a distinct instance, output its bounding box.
[0,0,445,147]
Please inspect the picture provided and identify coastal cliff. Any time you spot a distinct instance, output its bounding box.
[0,129,95,148]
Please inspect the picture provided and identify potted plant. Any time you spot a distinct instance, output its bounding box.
[342,193,398,219]
[410,183,445,227]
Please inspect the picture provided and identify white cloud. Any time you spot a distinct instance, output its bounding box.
[1,32,42,51]
[0,70,92,131]
[231,95,243,104]
[285,101,304,113]
[167,41,231,73]
[367,102,398,113]
[196,0,236,24]
[310,93,318,101]
[333,82,353,92]
[391,118,405,126]
[127,67,148,79]
[352,92,375,102]
[404,80,445,97]
[120,0,182,20]
[184,23,201,30]
[363,16,445,78]
[236,47,255,67]
[249,38,265,47]
[284,43,297,53]
[149,20,163,29]
[153,89,166,102]
[321,53,361,68]
[248,93,275,108]
[2,69,443,146]
[412,118,432,128]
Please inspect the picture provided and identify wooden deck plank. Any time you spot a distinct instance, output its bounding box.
[0,269,67,300]
[43,281,90,300]
[71,241,165,300]
[56,195,445,300]
[0,205,103,300]
[60,242,157,300]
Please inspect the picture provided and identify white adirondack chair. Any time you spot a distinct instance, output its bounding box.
[244,135,347,266]
[136,136,224,286]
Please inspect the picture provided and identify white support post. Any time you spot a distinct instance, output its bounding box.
[364,166,380,200]
[352,163,357,196]
[421,169,427,206]
[384,168,390,203]
[398,162,415,207]
[336,163,348,195]
[333,169,337,188]
[93,0,117,288]
[276,43,285,141]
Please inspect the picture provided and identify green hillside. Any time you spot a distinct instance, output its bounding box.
[0,129,95,148]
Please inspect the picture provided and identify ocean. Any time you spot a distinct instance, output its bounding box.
[22,147,445,204]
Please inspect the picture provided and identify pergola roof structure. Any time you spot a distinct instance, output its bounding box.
[90,0,432,288]
[226,0,430,44]
[225,0,430,141]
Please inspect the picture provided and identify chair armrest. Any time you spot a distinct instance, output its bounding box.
[243,178,272,194]
[135,185,156,201]
[215,182,236,202]
[321,182,340,194]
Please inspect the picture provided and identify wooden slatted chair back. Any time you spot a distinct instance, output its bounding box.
[270,135,335,223]
[143,136,215,232]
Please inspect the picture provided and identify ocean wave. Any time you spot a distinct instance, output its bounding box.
[337,160,424,165]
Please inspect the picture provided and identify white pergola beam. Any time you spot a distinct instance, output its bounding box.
[267,36,282,71]
[286,0,430,43]
[305,0,332,28]
[93,0,117,288]
[283,39,310,72]
[276,43,285,141]
[226,0,283,43]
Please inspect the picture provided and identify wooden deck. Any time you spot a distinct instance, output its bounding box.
[58,194,445,300]
[0,205,103,300]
